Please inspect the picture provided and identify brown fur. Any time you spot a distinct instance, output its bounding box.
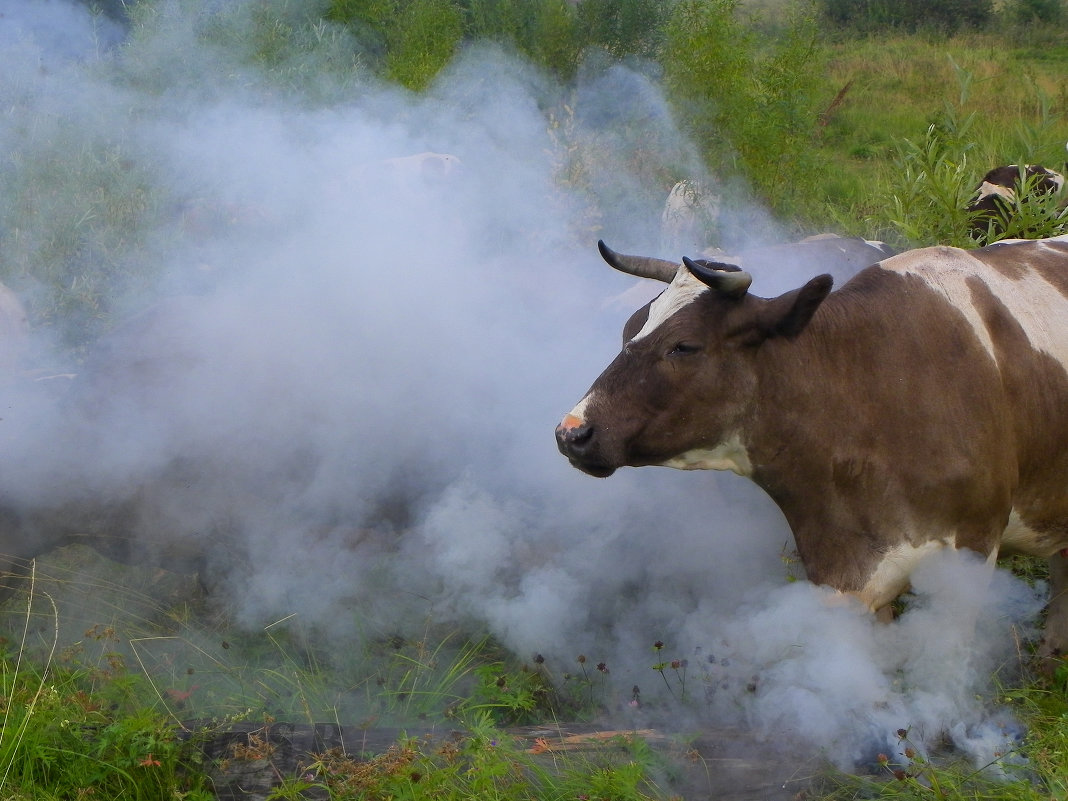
[558,238,1068,652]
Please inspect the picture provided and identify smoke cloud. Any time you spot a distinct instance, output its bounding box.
[0,0,1044,774]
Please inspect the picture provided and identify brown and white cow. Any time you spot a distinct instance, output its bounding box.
[556,236,1068,655]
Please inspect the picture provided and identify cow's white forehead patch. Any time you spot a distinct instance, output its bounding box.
[566,393,592,424]
[632,266,708,342]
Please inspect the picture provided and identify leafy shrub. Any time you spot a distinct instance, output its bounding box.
[1005,0,1066,25]
[458,0,579,77]
[661,0,827,218]
[576,0,672,60]
[820,0,995,33]
[387,0,465,91]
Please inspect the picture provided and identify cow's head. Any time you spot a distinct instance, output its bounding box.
[556,241,833,478]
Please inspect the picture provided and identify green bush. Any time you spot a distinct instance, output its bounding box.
[1005,0,1065,25]
[661,0,827,219]
[576,0,672,60]
[459,0,580,77]
[820,0,995,33]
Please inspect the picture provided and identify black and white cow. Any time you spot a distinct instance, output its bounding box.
[968,161,1065,243]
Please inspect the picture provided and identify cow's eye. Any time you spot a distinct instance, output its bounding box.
[668,342,701,356]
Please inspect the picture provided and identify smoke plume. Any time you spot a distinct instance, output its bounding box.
[0,0,1044,774]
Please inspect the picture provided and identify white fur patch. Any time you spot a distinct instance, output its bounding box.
[565,393,592,424]
[631,267,707,342]
[976,180,1016,202]
[658,433,753,476]
[1001,508,1068,555]
[878,237,1068,373]
[856,538,954,610]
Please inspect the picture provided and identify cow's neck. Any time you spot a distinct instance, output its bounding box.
[743,296,865,497]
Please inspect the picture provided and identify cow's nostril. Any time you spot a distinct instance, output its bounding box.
[556,421,595,454]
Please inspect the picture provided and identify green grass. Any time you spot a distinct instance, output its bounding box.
[0,562,677,800]
[3,550,1068,799]
[4,2,1068,799]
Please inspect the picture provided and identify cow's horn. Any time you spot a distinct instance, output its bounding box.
[597,240,679,283]
[682,256,752,297]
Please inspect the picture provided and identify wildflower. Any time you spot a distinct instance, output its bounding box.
[893,770,907,781]
[577,654,586,664]
[597,662,609,674]
[654,640,664,650]
[166,686,197,703]
[140,754,162,768]
[904,747,915,759]
[896,728,908,739]
[877,753,889,765]
[671,660,681,670]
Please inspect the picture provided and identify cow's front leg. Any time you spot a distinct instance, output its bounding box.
[1040,551,1068,663]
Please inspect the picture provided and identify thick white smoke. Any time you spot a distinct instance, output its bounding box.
[0,0,1044,774]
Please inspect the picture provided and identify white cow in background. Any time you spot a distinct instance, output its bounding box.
[660,179,721,254]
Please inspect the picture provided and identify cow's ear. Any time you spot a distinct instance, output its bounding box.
[761,274,833,340]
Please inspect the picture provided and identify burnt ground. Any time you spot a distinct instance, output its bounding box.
[183,720,821,801]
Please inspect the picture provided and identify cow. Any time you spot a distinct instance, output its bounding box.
[0,280,29,374]
[661,179,721,254]
[967,162,1065,243]
[698,233,896,287]
[556,236,1068,657]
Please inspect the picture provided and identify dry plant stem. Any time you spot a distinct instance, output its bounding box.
[0,561,60,794]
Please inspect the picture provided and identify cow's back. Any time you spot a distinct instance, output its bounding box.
[873,237,1068,552]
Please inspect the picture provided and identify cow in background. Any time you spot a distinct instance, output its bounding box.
[660,179,721,254]
[967,157,1066,243]
[0,282,29,374]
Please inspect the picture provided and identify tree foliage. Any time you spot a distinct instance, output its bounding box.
[661,0,826,216]
[820,0,995,33]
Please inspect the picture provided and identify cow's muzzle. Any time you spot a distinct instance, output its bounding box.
[555,414,617,478]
